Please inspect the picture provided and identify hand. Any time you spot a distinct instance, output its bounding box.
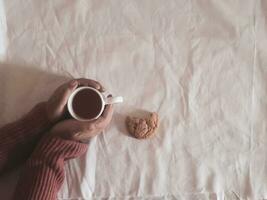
[46,78,105,123]
[49,104,113,142]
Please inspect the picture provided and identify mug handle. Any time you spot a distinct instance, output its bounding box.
[102,91,123,105]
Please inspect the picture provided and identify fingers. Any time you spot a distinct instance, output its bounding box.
[70,121,100,141]
[102,104,113,118]
[76,78,105,92]
[55,106,113,142]
[74,130,100,142]
[59,78,104,105]
[57,78,105,110]
[59,80,79,109]
[71,105,113,139]
[95,104,114,127]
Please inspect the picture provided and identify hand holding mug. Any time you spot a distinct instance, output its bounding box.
[45,79,105,123]
[46,78,123,142]
[49,104,114,142]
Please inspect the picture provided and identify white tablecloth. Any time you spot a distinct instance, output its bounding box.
[0,0,267,199]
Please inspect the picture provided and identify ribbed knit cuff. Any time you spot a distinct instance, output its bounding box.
[30,136,88,163]
[13,136,88,200]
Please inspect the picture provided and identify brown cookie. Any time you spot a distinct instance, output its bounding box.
[126,112,159,139]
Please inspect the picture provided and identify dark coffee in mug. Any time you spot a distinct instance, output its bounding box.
[72,89,103,119]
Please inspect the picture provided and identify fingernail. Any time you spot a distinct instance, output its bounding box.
[70,80,78,87]
[74,132,81,137]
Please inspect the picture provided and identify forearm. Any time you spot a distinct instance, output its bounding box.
[0,102,51,174]
[13,136,88,200]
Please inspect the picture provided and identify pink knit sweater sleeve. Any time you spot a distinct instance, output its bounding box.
[0,103,51,175]
[13,136,88,200]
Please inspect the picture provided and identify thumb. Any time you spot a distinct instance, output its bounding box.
[59,80,78,109]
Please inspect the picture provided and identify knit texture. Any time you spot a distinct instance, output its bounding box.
[13,136,88,200]
[0,102,88,199]
[0,102,51,174]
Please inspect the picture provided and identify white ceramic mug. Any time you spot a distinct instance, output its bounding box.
[67,86,123,121]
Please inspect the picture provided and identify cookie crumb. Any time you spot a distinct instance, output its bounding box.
[126,112,159,139]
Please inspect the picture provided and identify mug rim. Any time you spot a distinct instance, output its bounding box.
[67,86,105,121]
